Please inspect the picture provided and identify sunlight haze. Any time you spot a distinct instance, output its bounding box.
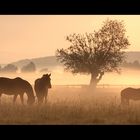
[0,15,140,64]
[1,16,140,125]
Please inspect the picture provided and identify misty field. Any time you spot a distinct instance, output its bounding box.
[0,86,140,124]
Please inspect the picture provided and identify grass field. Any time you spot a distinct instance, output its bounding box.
[0,86,140,124]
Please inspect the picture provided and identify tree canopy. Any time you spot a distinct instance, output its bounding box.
[56,19,130,87]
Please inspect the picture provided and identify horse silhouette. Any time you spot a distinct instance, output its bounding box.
[34,73,51,105]
[0,77,35,105]
[121,87,140,105]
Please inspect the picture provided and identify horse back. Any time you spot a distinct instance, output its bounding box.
[0,77,33,96]
[121,87,140,99]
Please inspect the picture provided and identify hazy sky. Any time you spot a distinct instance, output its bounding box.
[0,15,140,64]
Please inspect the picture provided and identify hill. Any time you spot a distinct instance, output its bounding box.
[11,56,63,70]
[125,51,140,62]
[2,51,140,71]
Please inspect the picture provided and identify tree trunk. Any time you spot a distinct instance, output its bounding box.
[90,73,98,89]
[89,72,104,90]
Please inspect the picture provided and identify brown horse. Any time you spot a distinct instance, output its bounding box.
[34,74,51,105]
[121,87,140,105]
[0,77,35,105]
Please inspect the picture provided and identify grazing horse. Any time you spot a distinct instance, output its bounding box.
[0,77,35,105]
[121,87,140,105]
[34,74,51,105]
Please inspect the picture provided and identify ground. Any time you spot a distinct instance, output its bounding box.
[0,86,140,124]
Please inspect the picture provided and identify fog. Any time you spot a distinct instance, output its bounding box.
[0,67,140,124]
[49,67,140,86]
[0,67,140,86]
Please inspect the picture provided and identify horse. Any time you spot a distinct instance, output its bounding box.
[0,77,35,105]
[121,87,140,105]
[34,73,51,105]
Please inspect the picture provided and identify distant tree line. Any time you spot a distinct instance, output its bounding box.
[0,61,36,73]
[122,60,140,69]
[0,64,18,73]
[21,62,36,73]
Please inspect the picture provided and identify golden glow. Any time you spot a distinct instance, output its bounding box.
[0,15,140,86]
[0,15,140,64]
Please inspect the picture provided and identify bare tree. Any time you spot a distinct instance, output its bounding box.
[56,19,130,89]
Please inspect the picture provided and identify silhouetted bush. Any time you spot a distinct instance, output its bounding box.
[0,64,18,73]
[21,62,36,73]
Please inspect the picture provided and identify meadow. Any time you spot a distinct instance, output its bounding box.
[0,85,140,125]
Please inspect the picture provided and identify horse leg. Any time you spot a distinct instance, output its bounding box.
[0,94,2,105]
[20,94,24,105]
[38,96,44,105]
[121,96,126,106]
[44,89,48,104]
[38,98,42,105]
[13,94,18,104]
[45,93,47,104]
[125,99,129,106]
[121,96,124,105]
[121,96,129,106]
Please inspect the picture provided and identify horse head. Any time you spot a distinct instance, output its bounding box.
[27,95,35,105]
[42,73,52,88]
